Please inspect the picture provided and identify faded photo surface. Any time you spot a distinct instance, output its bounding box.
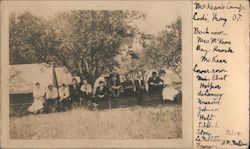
[1,0,249,148]
[1,1,193,148]
[10,9,182,140]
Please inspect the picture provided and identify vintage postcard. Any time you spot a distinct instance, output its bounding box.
[1,0,192,148]
[0,0,249,149]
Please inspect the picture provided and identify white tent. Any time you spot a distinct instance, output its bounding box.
[9,63,72,94]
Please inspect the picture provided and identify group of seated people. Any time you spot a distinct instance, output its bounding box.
[27,70,178,114]
[93,71,146,103]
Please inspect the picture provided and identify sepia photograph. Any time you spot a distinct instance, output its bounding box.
[1,0,249,149]
[0,0,249,149]
[1,1,193,148]
[9,9,182,140]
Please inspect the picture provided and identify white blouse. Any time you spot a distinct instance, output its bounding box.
[33,87,45,99]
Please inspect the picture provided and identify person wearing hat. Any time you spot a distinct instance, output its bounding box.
[147,71,164,95]
[93,72,109,95]
[160,70,179,102]
[58,83,70,112]
[95,81,110,109]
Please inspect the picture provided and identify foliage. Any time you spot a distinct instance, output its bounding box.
[9,11,144,83]
[139,17,182,78]
[9,12,49,64]
[9,11,181,81]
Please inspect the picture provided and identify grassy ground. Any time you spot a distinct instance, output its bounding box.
[10,104,182,139]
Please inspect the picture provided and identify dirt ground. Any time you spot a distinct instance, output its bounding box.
[10,104,182,139]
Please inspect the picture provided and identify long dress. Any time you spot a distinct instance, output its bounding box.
[28,87,45,113]
[93,76,106,94]
[161,76,179,101]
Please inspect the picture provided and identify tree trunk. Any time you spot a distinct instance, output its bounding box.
[85,60,90,74]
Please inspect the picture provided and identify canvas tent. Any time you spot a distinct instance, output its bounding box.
[10,63,72,94]
[9,63,72,116]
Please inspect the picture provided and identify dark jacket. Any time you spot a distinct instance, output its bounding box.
[123,80,136,97]
[69,84,81,100]
[147,77,163,93]
[96,86,108,98]
[108,79,121,88]
[123,80,136,90]
[134,79,145,91]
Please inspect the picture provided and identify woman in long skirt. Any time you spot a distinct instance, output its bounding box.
[28,82,45,114]
[160,71,179,101]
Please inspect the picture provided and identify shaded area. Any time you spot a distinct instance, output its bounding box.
[10,92,182,116]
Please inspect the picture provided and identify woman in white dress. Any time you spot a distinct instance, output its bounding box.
[160,70,179,101]
[28,82,45,114]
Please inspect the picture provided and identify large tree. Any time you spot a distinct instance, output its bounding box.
[9,10,144,83]
[139,17,182,78]
[9,12,49,64]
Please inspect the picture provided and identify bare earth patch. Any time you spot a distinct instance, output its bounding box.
[10,104,182,139]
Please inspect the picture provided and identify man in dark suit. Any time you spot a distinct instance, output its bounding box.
[95,81,109,101]
[69,78,82,108]
[123,74,136,103]
[147,71,163,94]
[134,74,145,106]
[108,75,122,99]
[95,81,111,109]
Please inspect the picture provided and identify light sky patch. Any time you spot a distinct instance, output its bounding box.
[5,1,187,34]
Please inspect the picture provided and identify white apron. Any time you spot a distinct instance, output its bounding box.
[161,76,179,101]
[28,88,45,113]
